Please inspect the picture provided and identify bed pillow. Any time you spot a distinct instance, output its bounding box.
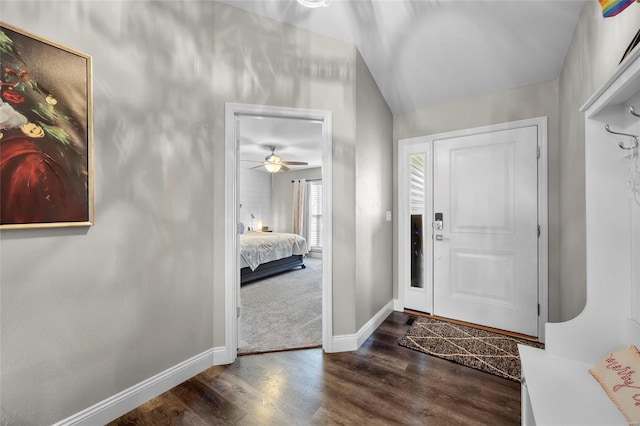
[589,345,640,424]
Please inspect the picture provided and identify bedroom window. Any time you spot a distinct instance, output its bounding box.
[307,180,323,252]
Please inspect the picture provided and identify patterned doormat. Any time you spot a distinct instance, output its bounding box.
[398,317,544,382]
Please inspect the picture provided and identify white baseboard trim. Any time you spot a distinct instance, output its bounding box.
[393,298,404,312]
[329,300,393,353]
[330,334,358,352]
[52,347,220,426]
[356,300,393,348]
[56,299,395,425]
[213,345,233,366]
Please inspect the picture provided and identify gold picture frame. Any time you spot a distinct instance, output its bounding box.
[0,22,93,230]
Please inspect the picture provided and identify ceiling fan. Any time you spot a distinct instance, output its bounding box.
[245,146,308,173]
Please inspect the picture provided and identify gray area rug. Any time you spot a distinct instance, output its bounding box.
[239,257,322,354]
[398,316,544,382]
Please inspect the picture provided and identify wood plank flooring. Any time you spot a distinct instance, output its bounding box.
[108,312,521,425]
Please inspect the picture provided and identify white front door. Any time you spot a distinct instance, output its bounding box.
[432,126,539,336]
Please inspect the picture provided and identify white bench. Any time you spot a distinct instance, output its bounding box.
[519,345,626,425]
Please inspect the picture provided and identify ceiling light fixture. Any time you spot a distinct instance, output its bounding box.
[265,162,282,173]
[264,152,283,173]
[297,0,331,8]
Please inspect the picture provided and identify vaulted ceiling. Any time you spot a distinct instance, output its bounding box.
[228,0,585,170]
[220,0,585,114]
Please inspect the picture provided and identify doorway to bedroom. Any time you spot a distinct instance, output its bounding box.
[225,103,333,358]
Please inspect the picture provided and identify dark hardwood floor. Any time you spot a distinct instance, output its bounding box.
[108,312,520,425]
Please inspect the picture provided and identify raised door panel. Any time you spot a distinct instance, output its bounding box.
[450,141,515,234]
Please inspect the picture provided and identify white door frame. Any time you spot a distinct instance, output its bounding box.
[396,117,548,341]
[224,103,333,362]
[398,141,434,313]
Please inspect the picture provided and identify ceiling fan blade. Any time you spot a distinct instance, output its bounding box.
[240,160,265,163]
[281,161,308,166]
[280,165,290,172]
[250,164,266,169]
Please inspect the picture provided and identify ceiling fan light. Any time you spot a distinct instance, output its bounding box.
[297,0,331,8]
[265,162,282,173]
[266,154,281,163]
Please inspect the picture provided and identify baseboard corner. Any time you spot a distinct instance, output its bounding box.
[213,345,233,366]
[393,298,404,312]
[356,300,393,348]
[330,300,393,353]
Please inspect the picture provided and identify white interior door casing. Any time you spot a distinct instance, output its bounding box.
[433,126,539,336]
[225,103,333,362]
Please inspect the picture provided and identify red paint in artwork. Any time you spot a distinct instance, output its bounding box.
[2,88,24,103]
[0,136,86,224]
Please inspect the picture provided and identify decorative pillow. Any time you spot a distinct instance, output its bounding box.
[590,345,640,424]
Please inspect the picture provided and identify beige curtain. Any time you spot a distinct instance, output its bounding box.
[292,179,306,235]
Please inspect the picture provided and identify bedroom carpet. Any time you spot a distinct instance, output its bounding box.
[239,257,322,354]
[398,316,544,382]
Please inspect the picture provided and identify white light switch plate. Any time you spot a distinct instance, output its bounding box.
[386,211,392,221]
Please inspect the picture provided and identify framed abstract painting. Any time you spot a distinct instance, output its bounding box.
[0,22,93,229]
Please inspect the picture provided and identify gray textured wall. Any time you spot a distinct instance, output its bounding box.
[355,51,394,330]
[1,2,217,424]
[558,0,640,321]
[393,80,561,321]
[0,1,384,424]
[271,167,323,233]
[209,3,360,338]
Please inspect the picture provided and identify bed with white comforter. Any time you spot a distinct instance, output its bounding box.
[239,232,308,283]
